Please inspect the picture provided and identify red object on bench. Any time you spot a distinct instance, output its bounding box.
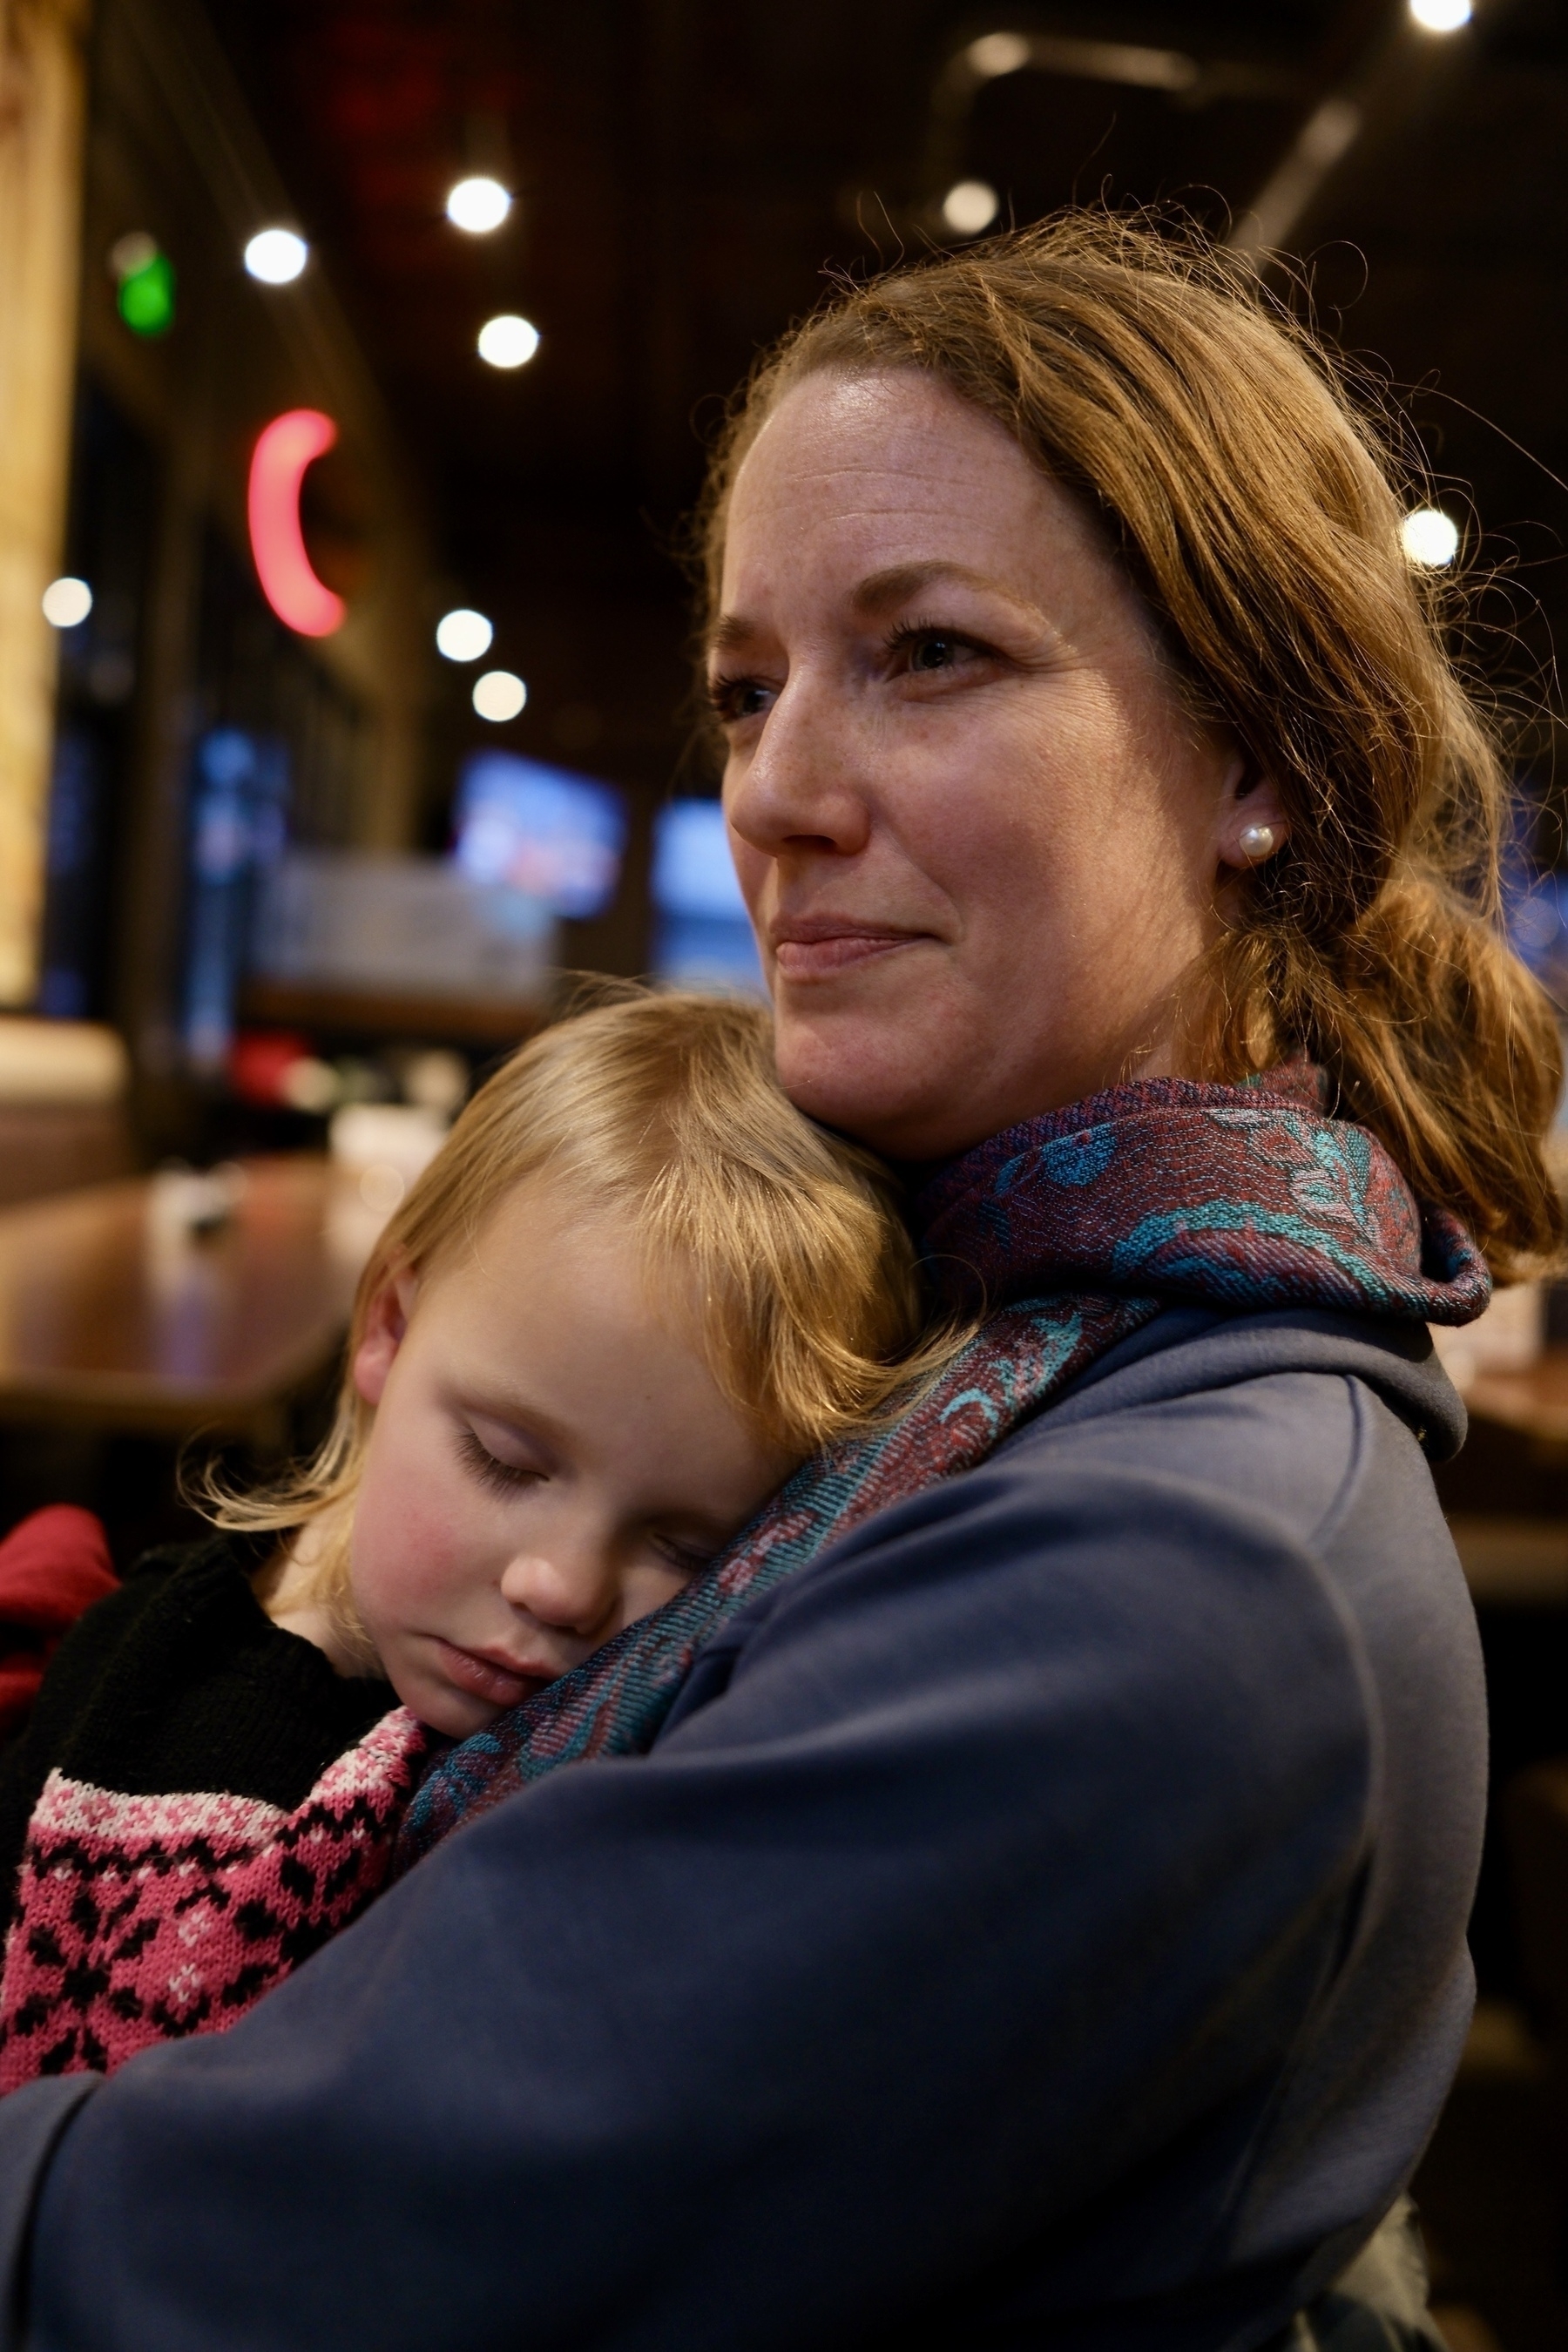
[0,1506,118,1739]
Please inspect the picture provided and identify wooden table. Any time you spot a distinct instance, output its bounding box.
[1443,1347,1568,1605]
[1447,1515,1568,1606]
[240,979,546,1047]
[1463,1347,1568,1451]
[0,1156,371,1443]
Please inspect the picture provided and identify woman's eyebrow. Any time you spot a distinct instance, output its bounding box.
[706,610,756,657]
[706,562,1048,659]
[849,560,1047,623]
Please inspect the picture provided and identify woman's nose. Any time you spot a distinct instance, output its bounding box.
[725,675,873,862]
[497,1544,617,1639]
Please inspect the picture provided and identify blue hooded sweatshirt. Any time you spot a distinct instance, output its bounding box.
[0,1301,1483,2351]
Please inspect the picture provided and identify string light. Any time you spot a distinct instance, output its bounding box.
[446,177,511,233]
[1401,508,1459,567]
[473,671,526,722]
[244,229,308,285]
[943,180,1000,234]
[42,578,92,628]
[436,609,494,661]
[477,314,540,369]
[966,31,1031,75]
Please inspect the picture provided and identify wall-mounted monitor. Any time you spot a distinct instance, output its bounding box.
[453,752,627,921]
[251,850,553,1004]
[651,800,762,992]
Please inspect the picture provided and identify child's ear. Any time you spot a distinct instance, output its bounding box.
[352,1268,419,1408]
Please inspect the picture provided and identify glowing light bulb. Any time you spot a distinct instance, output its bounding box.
[1401,508,1459,567]
[108,232,157,280]
[244,228,308,285]
[943,179,1000,235]
[446,176,511,233]
[966,31,1031,76]
[1409,0,1470,27]
[436,608,495,662]
[477,314,540,369]
[473,670,526,722]
[42,578,92,628]
[112,236,175,338]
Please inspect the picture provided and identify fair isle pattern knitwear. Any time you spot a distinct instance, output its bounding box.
[0,1707,432,2086]
[394,1067,1490,1870]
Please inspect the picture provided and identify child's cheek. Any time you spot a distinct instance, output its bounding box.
[353,1456,470,1619]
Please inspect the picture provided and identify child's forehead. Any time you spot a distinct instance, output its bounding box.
[399,1183,781,1470]
[422,1175,679,1313]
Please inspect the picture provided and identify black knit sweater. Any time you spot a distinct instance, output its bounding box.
[0,1532,395,1927]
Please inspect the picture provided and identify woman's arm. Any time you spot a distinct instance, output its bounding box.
[0,1421,1407,2352]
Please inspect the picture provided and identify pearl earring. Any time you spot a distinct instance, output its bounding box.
[1237,822,1277,862]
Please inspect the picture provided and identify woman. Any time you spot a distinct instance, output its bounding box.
[0,214,1553,2351]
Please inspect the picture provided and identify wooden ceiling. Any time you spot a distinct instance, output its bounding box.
[199,0,1568,814]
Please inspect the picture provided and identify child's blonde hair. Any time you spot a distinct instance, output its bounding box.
[204,990,959,1600]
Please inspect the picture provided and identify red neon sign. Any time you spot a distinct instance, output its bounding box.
[247,409,346,638]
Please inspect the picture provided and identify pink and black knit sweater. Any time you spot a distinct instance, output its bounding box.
[0,1524,433,2086]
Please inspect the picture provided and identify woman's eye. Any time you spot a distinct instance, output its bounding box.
[707,674,772,725]
[885,623,988,680]
[909,632,963,672]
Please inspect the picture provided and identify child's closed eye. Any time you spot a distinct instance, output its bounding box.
[455,1427,542,1496]
[647,1531,721,1578]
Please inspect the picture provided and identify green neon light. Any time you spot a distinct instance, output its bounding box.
[117,251,175,337]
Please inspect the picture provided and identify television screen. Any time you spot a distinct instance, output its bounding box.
[251,851,553,1003]
[453,752,628,921]
[651,801,763,991]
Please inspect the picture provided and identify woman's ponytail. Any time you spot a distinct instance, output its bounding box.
[1209,876,1564,1280]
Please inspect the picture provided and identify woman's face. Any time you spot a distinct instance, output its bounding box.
[711,368,1279,1159]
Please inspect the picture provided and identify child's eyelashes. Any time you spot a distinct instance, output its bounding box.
[649,1532,719,1578]
[456,1429,715,1580]
[455,1427,542,1497]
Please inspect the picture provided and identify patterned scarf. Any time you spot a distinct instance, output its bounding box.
[394,1068,1488,1870]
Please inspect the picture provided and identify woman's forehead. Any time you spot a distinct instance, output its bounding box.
[732,368,1026,522]
[720,368,1117,624]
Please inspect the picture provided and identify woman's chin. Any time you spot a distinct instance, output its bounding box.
[774,1017,976,1159]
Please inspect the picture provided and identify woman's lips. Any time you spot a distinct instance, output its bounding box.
[770,926,925,979]
[432,1637,551,1708]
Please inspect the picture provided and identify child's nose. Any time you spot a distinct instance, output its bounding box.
[497,1545,616,1638]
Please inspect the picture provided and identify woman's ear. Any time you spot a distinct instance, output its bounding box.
[352,1268,419,1408]
[1215,754,1289,874]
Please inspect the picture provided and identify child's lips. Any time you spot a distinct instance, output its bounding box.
[432,1636,551,1708]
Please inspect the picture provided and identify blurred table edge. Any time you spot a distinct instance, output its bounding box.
[240,980,548,1045]
[0,1154,366,1444]
[1463,1346,1568,1449]
[1448,1514,1568,1606]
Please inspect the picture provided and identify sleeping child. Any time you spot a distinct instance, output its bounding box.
[0,990,954,2088]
